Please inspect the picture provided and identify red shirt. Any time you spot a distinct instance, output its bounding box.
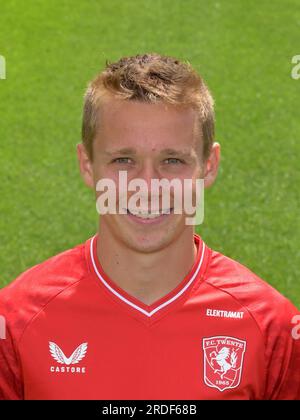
[0,234,299,400]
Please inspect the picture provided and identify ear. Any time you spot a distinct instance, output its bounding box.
[77,143,94,189]
[204,142,221,188]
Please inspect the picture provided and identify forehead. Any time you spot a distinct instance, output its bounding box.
[95,98,200,152]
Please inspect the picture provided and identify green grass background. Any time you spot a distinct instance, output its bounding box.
[0,0,299,307]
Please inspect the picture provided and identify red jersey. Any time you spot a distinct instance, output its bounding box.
[0,234,299,400]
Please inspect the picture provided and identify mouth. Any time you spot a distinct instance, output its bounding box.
[125,208,174,224]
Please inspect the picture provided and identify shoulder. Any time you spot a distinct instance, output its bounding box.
[205,248,299,331]
[0,240,89,341]
[204,248,300,400]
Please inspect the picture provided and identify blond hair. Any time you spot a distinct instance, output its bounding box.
[82,53,214,160]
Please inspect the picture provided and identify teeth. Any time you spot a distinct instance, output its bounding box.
[127,209,172,219]
[136,213,161,219]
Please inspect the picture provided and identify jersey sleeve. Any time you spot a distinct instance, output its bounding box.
[0,321,23,400]
[0,242,85,400]
[263,298,300,400]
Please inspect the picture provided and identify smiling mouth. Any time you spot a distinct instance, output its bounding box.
[126,208,174,219]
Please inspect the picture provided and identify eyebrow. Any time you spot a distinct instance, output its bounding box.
[159,148,192,157]
[104,147,193,158]
[104,148,137,156]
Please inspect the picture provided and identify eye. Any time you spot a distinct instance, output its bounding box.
[164,158,184,164]
[111,157,133,164]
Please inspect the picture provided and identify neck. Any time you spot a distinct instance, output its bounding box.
[97,224,198,306]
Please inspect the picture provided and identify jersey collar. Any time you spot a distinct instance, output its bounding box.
[86,233,209,319]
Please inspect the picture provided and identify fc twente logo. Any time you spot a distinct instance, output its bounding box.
[202,336,246,392]
[49,342,88,374]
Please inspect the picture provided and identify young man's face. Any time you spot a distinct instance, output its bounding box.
[79,98,219,253]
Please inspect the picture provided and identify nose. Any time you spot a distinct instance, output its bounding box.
[136,159,160,189]
[133,160,161,208]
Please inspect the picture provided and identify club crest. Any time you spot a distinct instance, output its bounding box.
[202,336,246,392]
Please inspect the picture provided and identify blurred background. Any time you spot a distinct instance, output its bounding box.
[0,0,299,307]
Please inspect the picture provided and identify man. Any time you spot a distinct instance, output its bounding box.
[0,53,299,400]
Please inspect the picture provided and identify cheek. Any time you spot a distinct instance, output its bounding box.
[160,164,197,180]
[93,166,128,208]
[194,162,205,179]
[91,162,119,186]
[180,164,203,181]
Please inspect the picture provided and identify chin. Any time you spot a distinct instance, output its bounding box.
[127,236,169,254]
[123,224,184,254]
[103,214,186,253]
